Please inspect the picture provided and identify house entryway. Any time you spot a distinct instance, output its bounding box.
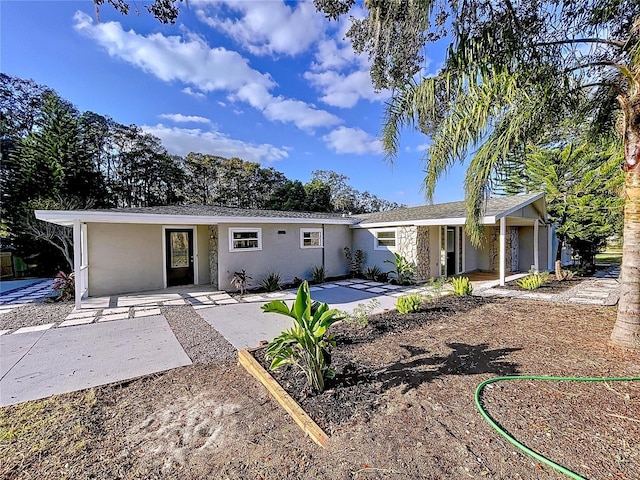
[440,226,465,276]
[165,229,194,287]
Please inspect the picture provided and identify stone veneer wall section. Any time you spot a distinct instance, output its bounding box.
[416,226,430,281]
[208,225,219,288]
[397,226,418,264]
[488,226,518,272]
[510,227,519,272]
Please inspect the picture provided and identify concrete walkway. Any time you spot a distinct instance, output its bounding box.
[0,315,191,407]
[197,285,400,349]
[475,266,620,306]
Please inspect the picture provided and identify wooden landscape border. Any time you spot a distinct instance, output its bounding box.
[238,348,329,448]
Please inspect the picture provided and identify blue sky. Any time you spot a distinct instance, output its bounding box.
[1,0,468,206]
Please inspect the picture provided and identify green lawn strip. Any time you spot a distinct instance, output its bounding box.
[595,253,622,264]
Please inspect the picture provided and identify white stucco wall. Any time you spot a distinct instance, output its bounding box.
[216,223,351,291]
[464,232,480,272]
[87,223,212,296]
[196,225,210,285]
[352,228,397,272]
[87,223,164,296]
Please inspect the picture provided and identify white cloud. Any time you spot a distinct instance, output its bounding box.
[195,0,324,57]
[304,12,390,108]
[73,11,340,131]
[182,87,205,99]
[159,113,211,124]
[322,127,383,155]
[310,38,358,72]
[304,69,388,108]
[217,101,226,107]
[143,123,289,163]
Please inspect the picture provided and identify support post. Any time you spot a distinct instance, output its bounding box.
[499,217,506,286]
[73,219,82,310]
[533,220,539,273]
[547,225,553,271]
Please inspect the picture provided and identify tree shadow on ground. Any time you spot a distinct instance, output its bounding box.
[366,343,522,394]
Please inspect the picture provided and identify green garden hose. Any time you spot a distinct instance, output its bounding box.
[475,375,640,480]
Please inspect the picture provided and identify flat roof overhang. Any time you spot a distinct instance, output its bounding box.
[34,210,359,227]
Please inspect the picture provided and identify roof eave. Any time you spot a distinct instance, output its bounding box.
[352,216,497,229]
[34,210,358,226]
[493,192,546,221]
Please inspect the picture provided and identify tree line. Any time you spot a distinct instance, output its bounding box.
[0,73,403,273]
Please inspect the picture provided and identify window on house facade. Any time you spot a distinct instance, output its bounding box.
[374,229,397,250]
[229,228,262,252]
[300,228,323,248]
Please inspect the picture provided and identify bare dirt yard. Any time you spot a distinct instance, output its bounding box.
[1,297,639,480]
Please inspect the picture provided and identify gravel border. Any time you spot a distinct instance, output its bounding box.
[162,305,236,363]
[0,301,74,332]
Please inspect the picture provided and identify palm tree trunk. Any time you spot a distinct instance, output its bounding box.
[610,92,640,349]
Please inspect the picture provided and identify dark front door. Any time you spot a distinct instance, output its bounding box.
[446,227,456,276]
[166,229,194,287]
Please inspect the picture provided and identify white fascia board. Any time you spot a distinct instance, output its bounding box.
[34,210,357,226]
[352,216,496,229]
[493,193,545,221]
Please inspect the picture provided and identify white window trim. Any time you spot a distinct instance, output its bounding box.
[229,227,262,252]
[373,228,397,251]
[300,228,324,249]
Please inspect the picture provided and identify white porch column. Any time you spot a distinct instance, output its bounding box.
[499,217,506,286]
[547,225,554,271]
[73,219,82,310]
[533,220,539,273]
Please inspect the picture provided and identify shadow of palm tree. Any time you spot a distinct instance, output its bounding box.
[368,343,522,394]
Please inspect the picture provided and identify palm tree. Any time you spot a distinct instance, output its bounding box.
[315,0,640,349]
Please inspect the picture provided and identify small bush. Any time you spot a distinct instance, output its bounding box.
[451,276,473,296]
[385,253,415,285]
[53,271,74,300]
[363,265,384,281]
[310,265,326,284]
[259,271,281,292]
[427,276,447,298]
[344,247,365,277]
[396,293,423,314]
[263,281,343,393]
[517,271,550,290]
[231,270,251,294]
[339,299,380,327]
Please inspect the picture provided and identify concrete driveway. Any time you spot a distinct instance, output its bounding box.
[197,286,397,349]
[0,315,191,407]
[0,284,402,406]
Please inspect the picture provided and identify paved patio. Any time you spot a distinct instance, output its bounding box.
[0,279,55,305]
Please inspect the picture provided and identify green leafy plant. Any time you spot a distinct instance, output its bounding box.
[384,253,415,285]
[259,271,281,292]
[427,276,448,298]
[363,265,384,281]
[310,265,326,284]
[451,276,473,296]
[517,271,550,290]
[263,281,343,393]
[344,246,365,277]
[338,298,380,327]
[231,269,251,295]
[52,271,74,301]
[396,293,424,314]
